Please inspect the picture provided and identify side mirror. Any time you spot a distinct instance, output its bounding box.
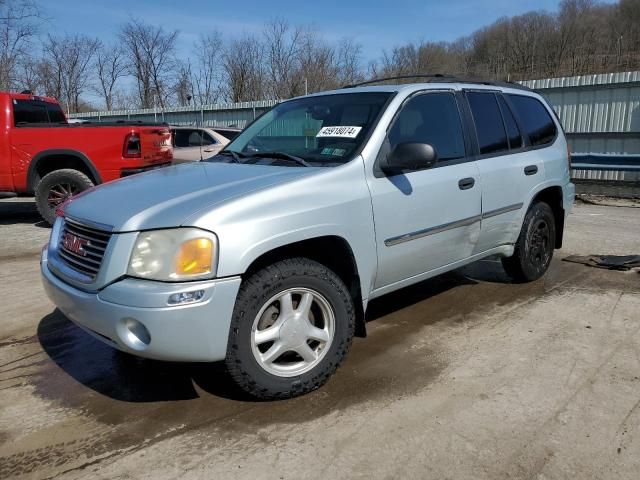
[380,142,438,174]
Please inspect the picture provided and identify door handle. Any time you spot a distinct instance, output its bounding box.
[458,177,475,190]
[524,165,538,176]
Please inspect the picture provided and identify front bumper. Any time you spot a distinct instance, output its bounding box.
[41,248,241,362]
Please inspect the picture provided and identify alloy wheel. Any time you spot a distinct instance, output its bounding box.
[250,287,335,377]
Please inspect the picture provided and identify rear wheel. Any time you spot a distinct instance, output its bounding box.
[225,258,355,400]
[502,201,555,283]
[35,169,94,225]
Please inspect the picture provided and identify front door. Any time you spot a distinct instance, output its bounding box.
[367,91,482,290]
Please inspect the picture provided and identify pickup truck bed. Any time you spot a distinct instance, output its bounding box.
[0,91,172,223]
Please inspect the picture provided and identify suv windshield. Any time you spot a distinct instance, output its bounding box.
[215,92,392,166]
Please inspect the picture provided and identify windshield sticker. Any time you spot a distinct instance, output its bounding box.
[316,126,362,138]
[321,147,334,155]
[333,148,346,156]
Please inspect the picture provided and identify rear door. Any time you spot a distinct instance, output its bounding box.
[367,90,482,290]
[466,91,543,253]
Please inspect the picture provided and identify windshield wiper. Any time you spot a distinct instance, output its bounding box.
[249,151,313,167]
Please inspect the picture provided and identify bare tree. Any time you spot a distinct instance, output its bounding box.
[336,37,363,85]
[263,18,302,99]
[94,43,127,110]
[5,1,640,110]
[42,34,100,113]
[191,32,223,105]
[296,29,338,94]
[119,19,178,108]
[0,0,42,89]
[33,58,61,99]
[173,61,193,106]
[222,34,265,102]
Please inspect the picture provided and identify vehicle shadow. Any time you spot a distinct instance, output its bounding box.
[36,260,512,404]
[365,259,511,322]
[36,310,253,403]
[0,199,49,228]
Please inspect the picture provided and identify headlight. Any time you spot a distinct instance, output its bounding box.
[127,228,217,281]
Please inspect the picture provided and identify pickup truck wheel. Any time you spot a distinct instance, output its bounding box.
[225,258,355,400]
[502,201,555,283]
[35,169,94,225]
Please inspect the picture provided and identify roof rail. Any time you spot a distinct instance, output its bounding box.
[342,74,454,88]
[342,74,532,91]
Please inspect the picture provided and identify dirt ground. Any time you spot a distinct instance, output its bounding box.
[1,198,639,480]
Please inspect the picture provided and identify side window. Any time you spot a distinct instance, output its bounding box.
[388,92,465,161]
[13,100,49,125]
[467,92,509,155]
[46,103,66,123]
[507,94,558,146]
[201,132,217,145]
[497,95,523,149]
[173,130,191,148]
[187,130,214,146]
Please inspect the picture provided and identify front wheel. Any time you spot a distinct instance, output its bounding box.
[225,258,355,400]
[35,169,94,225]
[502,201,555,283]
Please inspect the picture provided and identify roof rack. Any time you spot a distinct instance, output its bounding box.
[341,74,532,91]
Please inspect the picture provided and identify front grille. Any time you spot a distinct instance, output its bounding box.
[58,218,113,279]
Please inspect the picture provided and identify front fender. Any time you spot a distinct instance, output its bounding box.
[192,160,379,302]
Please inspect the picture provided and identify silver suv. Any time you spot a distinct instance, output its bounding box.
[41,78,575,399]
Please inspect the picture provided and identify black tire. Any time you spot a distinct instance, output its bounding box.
[35,169,94,225]
[502,201,555,283]
[225,257,355,400]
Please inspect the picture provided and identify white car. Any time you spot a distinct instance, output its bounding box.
[170,126,241,164]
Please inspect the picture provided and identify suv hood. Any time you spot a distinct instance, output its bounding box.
[63,163,317,231]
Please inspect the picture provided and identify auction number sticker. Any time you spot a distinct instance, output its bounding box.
[316,126,362,138]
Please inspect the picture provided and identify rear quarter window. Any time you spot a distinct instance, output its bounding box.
[507,95,558,147]
[12,99,66,125]
[467,91,509,155]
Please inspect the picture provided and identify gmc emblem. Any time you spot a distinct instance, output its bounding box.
[62,232,89,256]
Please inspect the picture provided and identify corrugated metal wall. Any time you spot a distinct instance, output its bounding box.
[521,71,640,157]
[547,87,640,134]
[69,100,280,129]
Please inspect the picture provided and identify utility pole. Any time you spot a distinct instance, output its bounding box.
[617,35,623,69]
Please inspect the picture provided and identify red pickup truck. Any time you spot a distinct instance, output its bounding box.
[0,91,173,224]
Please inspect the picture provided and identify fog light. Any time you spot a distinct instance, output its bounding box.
[120,318,151,350]
[168,289,205,305]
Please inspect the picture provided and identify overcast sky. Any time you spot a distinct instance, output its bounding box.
[40,0,616,63]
